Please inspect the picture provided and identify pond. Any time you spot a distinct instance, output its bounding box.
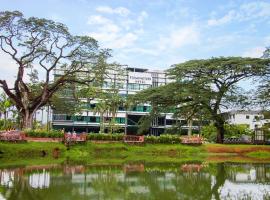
[0,162,270,200]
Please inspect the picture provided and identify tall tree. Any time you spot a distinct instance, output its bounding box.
[0,11,108,129]
[257,47,270,105]
[135,57,270,143]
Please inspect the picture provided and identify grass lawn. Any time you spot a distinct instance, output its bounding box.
[1,141,270,166]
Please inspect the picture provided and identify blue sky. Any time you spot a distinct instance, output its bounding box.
[1,0,270,70]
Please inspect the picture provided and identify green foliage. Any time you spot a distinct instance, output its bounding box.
[86,133,181,144]
[224,124,252,138]
[201,124,252,142]
[145,134,181,144]
[87,133,124,141]
[25,130,64,138]
[200,125,218,142]
[0,119,17,130]
[134,57,270,143]
[0,11,108,129]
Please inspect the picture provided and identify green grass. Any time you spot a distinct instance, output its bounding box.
[0,141,65,158]
[1,141,270,167]
[66,142,207,165]
[246,151,270,159]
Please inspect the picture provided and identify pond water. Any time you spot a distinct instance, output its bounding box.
[0,162,270,200]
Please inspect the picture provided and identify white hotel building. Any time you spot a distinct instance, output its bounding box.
[52,67,190,135]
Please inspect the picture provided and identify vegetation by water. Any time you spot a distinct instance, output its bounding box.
[1,142,270,167]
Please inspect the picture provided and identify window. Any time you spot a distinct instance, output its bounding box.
[128,83,140,90]
[246,115,250,119]
[116,117,126,124]
[139,84,151,90]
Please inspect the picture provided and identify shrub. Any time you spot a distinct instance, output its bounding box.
[25,130,63,138]
[87,133,181,144]
[200,125,217,142]
[224,124,252,138]
[200,124,253,142]
[87,133,124,141]
[144,135,158,143]
[145,134,181,144]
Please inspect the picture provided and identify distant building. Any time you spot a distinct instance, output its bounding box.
[223,110,265,130]
[51,67,196,135]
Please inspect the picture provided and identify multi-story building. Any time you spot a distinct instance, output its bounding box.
[223,110,267,130]
[52,67,194,135]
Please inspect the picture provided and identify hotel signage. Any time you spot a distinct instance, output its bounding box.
[129,72,152,84]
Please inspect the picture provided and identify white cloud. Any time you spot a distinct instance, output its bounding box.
[208,10,236,26]
[125,47,159,56]
[96,6,130,16]
[87,8,148,49]
[208,1,270,26]
[87,15,111,25]
[158,25,200,51]
[242,47,265,58]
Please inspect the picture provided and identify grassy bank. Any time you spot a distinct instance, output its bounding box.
[1,142,270,166]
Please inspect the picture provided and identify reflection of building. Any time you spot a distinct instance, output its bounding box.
[220,181,270,199]
[227,164,270,183]
[0,170,14,187]
[219,164,270,199]
[52,67,198,135]
[28,169,50,189]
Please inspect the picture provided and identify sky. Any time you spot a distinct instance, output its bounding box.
[1,0,270,75]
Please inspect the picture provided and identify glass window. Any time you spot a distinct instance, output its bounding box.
[246,115,250,119]
[116,117,126,124]
[128,83,140,90]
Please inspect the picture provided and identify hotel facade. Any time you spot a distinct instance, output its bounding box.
[52,67,195,135]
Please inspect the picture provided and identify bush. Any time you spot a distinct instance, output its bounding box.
[25,130,64,138]
[87,133,124,141]
[145,134,181,144]
[224,124,252,138]
[86,133,181,144]
[200,124,253,142]
[200,125,217,142]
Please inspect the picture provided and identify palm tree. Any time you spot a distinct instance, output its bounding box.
[93,100,110,133]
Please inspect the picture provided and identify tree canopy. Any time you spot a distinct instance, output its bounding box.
[0,11,109,129]
[134,57,270,143]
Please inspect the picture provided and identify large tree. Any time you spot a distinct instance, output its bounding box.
[135,57,270,143]
[257,47,270,105]
[0,11,108,129]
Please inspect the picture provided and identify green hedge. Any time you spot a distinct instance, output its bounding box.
[26,130,64,138]
[87,133,181,144]
[25,131,181,144]
[87,133,124,141]
[145,134,181,144]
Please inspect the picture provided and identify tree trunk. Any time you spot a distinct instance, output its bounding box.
[99,112,104,134]
[3,111,7,129]
[22,111,34,129]
[215,121,225,143]
[188,119,193,136]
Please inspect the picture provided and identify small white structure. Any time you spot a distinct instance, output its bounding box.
[223,110,264,130]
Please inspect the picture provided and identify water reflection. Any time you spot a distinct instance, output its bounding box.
[0,163,270,200]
